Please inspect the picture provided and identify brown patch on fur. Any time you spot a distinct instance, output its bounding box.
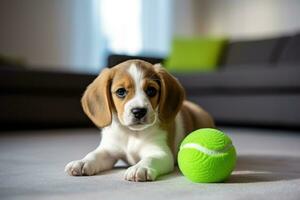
[181,101,215,136]
[81,68,115,127]
[160,122,176,155]
[111,69,136,124]
[154,64,185,124]
[142,79,160,110]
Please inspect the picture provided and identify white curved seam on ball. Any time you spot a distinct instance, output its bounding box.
[180,143,233,155]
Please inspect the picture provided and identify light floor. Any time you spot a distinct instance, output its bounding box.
[0,127,300,200]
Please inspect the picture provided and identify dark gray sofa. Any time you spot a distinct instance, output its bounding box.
[0,68,94,130]
[1,33,299,130]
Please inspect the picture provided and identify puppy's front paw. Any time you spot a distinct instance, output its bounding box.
[65,160,98,176]
[124,165,157,182]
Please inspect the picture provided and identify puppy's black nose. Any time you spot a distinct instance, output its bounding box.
[131,108,147,119]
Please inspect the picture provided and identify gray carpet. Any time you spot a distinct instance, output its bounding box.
[0,127,300,200]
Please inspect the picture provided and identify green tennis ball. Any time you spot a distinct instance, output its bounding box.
[178,128,237,183]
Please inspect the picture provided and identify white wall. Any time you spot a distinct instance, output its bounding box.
[0,0,103,73]
[173,0,300,39]
[203,0,300,39]
[173,0,197,37]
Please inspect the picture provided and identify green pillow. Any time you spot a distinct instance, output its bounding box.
[165,37,227,72]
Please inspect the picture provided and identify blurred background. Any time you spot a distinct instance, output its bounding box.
[1,1,300,199]
[0,0,300,130]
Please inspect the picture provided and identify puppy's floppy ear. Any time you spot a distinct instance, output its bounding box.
[154,64,185,123]
[81,68,113,128]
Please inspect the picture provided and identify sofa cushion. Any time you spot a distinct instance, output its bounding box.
[165,37,227,72]
[277,33,300,65]
[221,37,289,67]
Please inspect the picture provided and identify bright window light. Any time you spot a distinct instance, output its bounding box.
[100,0,142,55]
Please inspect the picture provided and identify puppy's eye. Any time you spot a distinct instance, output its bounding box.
[115,88,127,98]
[145,86,157,97]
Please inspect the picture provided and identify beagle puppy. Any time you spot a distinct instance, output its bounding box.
[65,60,214,181]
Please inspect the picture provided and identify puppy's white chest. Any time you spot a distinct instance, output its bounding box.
[102,121,169,166]
[125,137,142,165]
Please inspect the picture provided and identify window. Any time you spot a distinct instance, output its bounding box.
[100,0,171,57]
